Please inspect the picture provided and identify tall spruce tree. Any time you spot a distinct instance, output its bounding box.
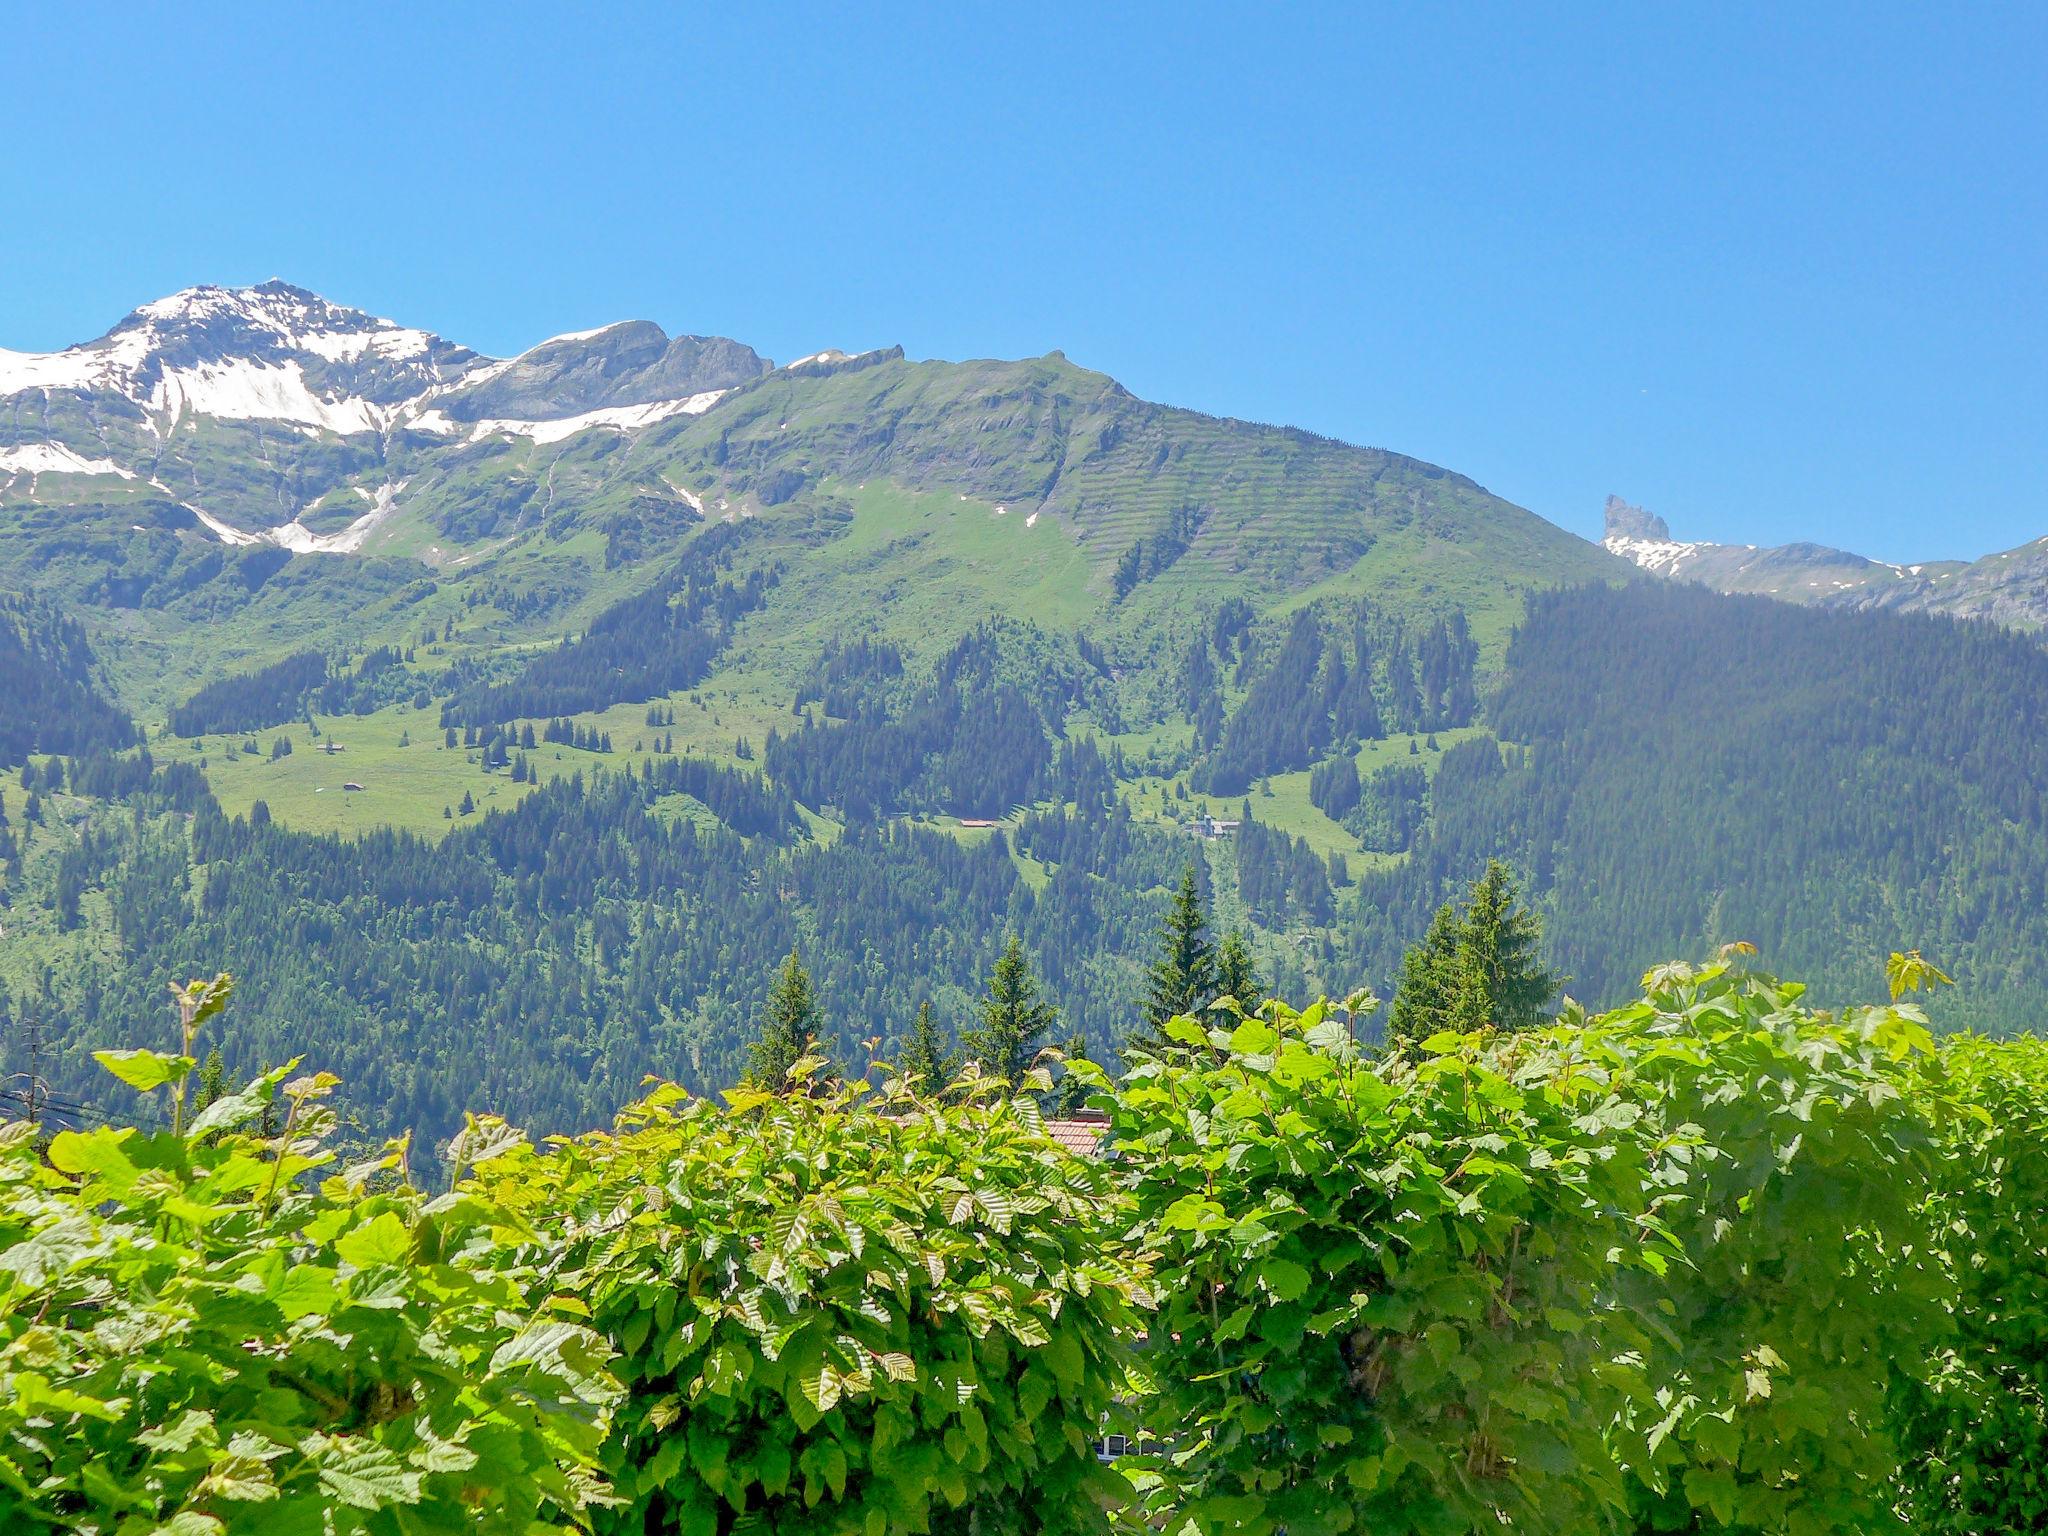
[899,1000,960,1095]
[1143,862,1218,1042]
[193,1048,227,1113]
[1452,860,1558,1032]
[1215,927,1260,1008]
[963,934,1058,1088]
[1387,860,1558,1046]
[1387,902,1467,1047]
[749,948,834,1091]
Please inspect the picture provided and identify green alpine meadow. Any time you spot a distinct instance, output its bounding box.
[9,286,2048,1147]
[8,7,2048,1529]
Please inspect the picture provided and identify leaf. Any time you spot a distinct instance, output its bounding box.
[272,1264,338,1320]
[1163,1015,1210,1048]
[314,1437,423,1510]
[186,1089,267,1140]
[1162,1194,1228,1232]
[334,1211,413,1268]
[93,1048,195,1092]
[1261,1258,1311,1302]
[45,1128,140,1188]
[1682,1466,1738,1526]
[138,1408,216,1453]
[1885,949,1953,1002]
[490,1319,614,1403]
[801,1363,843,1414]
[874,1351,917,1383]
[199,1456,280,1502]
[443,1113,526,1172]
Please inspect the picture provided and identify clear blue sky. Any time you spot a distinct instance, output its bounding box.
[4,3,2042,561]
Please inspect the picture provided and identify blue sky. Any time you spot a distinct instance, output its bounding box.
[3,3,2041,561]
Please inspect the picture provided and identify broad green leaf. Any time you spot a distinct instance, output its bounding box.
[46,1128,140,1187]
[334,1210,412,1268]
[93,1048,195,1092]
[1261,1258,1311,1303]
[314,1438,422,1510]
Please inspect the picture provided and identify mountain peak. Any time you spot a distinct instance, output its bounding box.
[1603,494,1672,543]
[433,322,772,422]
[0,281,487,431]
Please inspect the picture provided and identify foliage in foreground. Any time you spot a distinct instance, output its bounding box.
[8,953,2048,1536]
[1108,995,1673,1534]
[466,1062,1149,1535]
[1893,1032,2048,1532]
[0,979,618,1535]
[1588,960,1951,1534]
[1103,953,2024,1535]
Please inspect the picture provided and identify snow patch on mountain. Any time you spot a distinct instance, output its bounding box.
[536,324,628,347]
[0,337,147,395]
[0,443,136,480]
[270,482,405,555]
[1603,531,1711,575]
[297,327,437,362]
[150,357,398,435]
[455,392,728,445]
[176,498,264,547]
[662,477,707,515]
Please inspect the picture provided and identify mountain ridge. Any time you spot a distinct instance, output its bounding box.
[0,281,1621,713]
[1602,493,2048,628]
[7,288,2048,1154]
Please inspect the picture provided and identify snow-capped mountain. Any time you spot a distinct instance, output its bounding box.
[0,281,768,440]
[1603,494,2048,628]
[0,281,486,435]
[0,281,778,552]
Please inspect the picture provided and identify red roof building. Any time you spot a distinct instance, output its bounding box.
[1042,1111,1110,1158]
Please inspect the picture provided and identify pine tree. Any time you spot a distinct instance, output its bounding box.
[1143,862,1218,1042]
[1454,860,1557,1033]
[1387,901,1466,1047]
[1387,860,1558,1045]
[963,934,1058,1088]
[749,948,835,1092]
[1215,927,1259,1007]
[194,1048,227,1112]
[899,1000,959,1095]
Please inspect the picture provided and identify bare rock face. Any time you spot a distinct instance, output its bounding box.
[1597,494,2048,630]
[1603,494,1671,544]
[432,323,773,422]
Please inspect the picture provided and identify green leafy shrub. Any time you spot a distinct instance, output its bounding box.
[0,979,620,1536]
[1110,958,1991,1535]
[1893,1032,2048,1532]
[1103,998,1678,1536]
[11,955,2048,1536]
[1581,960,1953,1533]
[466,1066,1149,1535]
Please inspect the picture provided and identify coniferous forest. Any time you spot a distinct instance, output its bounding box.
[9,575,2048,1161]
[8,21,2047,1534]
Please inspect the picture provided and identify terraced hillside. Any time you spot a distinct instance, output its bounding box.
[17,283,2041,1152]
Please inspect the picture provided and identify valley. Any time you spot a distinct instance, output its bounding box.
[4,283,2046,1152]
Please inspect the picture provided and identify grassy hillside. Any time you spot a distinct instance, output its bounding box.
[0,344,1681,1149]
